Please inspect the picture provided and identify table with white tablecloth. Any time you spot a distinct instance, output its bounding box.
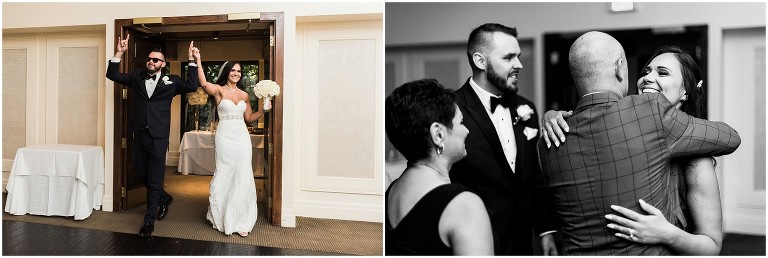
[177,130,266,177]
[4,144,104,220]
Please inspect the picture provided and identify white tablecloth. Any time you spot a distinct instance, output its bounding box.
[178,130,265,176]
[4,144,105,220]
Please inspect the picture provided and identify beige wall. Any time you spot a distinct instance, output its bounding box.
[3,2,384,225]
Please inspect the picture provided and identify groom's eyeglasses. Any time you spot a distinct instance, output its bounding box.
[148,57,165,63]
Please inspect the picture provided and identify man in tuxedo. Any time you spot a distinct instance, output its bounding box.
[537,31,741,255]
[450,23,558,255]
[106,34,199,239]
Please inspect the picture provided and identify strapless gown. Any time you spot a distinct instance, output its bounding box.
[206,99,257,235]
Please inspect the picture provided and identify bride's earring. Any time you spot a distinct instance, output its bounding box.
[680,94,688,101]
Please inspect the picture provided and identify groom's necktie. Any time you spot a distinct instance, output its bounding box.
[490,96,510,113]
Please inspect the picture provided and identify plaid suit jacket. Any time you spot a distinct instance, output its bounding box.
[538,92,741,255]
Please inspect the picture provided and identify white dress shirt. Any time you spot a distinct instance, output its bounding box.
[469,77,517,173]
[110,57,197,98]
[470,78,556,238]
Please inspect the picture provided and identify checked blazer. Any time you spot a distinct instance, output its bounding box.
[537,92,741,255]
[450,79,556,255]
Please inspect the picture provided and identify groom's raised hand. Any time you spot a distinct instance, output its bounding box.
[115,33,130,58]
[188,41,195,61]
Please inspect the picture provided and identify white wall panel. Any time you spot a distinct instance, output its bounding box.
[297,20,383,222]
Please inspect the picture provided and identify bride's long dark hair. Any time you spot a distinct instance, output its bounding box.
[214,61,244,90]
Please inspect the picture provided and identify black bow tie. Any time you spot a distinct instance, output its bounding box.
[145,73,157,81]
[490,96,510,113]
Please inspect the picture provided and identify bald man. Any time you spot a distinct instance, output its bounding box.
[536,31,741,255]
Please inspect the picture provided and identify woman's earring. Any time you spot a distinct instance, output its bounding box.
[680,94,688,101]
[436,144,444,155]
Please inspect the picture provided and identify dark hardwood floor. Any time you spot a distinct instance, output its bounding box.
[2,220,342,256]
[3,217,764,255]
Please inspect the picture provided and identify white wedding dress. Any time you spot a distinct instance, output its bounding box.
[206,99,257,235]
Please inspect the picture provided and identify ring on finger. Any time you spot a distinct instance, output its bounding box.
[629,230,634,239]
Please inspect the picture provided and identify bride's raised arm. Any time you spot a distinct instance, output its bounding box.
[192,47,220,97]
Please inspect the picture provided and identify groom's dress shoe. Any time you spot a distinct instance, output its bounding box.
[138,222,154,239]
[157,196,173,221]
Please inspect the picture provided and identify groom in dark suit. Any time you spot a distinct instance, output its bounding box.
[450,23,557,255]
[106,34,199,238]
[537,31,741,255]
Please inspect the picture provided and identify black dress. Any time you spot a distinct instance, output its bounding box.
[385,182,473,255]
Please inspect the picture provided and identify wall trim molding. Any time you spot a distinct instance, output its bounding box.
[725,212,766,235]
[294,199,382,223]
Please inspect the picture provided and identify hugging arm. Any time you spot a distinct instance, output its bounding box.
[606,182,722,256]
[681,157,723,255]
[660,95,741,158]
[540,110,573,148]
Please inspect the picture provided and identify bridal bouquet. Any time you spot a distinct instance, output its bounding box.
[188,87,209,106]
[253,80,280,110]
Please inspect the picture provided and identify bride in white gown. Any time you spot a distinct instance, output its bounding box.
[192,48,264,237]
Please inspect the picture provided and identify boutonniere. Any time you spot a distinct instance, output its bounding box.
[162,75,172,85]
[513,104,534,125]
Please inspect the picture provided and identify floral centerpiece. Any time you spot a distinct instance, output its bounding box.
[253,79,280,111]
[188,87,209,105]
[187,87,209,130]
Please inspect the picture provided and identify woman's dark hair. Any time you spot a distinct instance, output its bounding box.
[385,79,457,162]
[642,46,705,118]
[215,61,244,90]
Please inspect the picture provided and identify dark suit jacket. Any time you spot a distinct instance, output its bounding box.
[538,92,741,255]
[106,61,198,138]
[450,78,556,255]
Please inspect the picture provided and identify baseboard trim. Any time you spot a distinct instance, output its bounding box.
[165,151,180,166]
[294,199,382,223]
[280,209,296,228]
[101,193,113,212]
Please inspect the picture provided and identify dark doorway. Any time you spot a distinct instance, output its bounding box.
[543,25,708,118]
[113,13,285,225]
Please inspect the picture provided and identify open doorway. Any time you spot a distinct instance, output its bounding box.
[111,13,284,225]
[543,25,708,115]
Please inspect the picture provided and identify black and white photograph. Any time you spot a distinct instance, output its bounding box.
[385,2,766,255]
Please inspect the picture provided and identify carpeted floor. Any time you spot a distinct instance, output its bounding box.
[2,168,383,256]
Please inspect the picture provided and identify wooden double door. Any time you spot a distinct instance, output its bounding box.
[111,13,285,225]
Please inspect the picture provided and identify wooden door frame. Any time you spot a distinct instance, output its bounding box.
[112,12,285,226]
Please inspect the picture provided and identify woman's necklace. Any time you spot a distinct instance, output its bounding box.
[224,85,236,92]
